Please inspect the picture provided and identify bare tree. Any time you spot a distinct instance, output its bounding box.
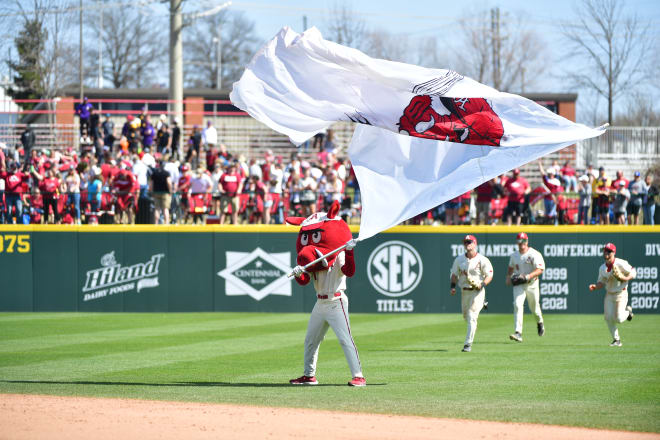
[184,9,259,89]
[562,0,653,124]
[414,36,448,69]
[363,29,410,62]
[324,2,366,50]
[1,0,78,132]
[451,9,548,92]
[86,5,166,88]
[614,92,660,126]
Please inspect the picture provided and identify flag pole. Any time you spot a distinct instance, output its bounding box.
[287,240,357,278]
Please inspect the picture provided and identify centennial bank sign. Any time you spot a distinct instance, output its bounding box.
[217,247,293,301]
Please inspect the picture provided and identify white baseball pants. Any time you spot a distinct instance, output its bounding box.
[604,290,629,340]
[302,295,362,378]
[461,289,485,345]
[513,283,543,334]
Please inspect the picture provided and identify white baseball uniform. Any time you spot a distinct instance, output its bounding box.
[509,247,545,334]
[597,258,636,340]
[302,251,363,378]
[451,253,493,345]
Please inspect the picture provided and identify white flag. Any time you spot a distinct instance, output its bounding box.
[230,27,605,239]
[350,126,586,239]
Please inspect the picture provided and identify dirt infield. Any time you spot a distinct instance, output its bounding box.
[1,394,658,440]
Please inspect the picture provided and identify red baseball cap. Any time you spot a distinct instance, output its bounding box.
[464,235,477,244]
[513,168,520,174]
[604,243,616,253]
[516,232,528,242]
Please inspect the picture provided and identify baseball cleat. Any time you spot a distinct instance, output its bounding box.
[462,344,472,352]
[289,375,318,385]
[537,322,545,336]
[626,305,634,321]
[348,377,366,387]
[509,332,523,342]
[609,339,622,347]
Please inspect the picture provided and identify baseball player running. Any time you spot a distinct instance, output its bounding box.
[588,243,636,346]
[507,232,546,342]
[450,235,493,352]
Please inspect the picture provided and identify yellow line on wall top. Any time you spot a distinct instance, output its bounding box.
[0,224,657,233]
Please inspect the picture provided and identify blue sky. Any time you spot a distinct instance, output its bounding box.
[220,0,660,123]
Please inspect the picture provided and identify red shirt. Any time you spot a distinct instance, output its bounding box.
[39,177,60,196]
[560,165,575,177]
[101,164,119,183]
[611,178,628,190]
[505,177,529,203]
[113,171,136,195]
[178,174,192,194]
[206,148,218,171]
[475,182,493,203]
[543,176,563,200]
[3,171,28,194]
[219,172,241,196]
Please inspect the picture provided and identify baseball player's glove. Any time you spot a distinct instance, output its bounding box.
[467,276,482,290]
[611,265,627,281]
[511,273,527,286]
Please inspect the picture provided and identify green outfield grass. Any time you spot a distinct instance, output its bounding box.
[0,312,658,432]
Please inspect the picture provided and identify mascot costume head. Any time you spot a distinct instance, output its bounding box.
[286,201,352,273]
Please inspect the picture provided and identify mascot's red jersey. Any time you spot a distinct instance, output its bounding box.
[286,200,355,285]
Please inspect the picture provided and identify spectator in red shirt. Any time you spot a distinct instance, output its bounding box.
[475,179,495,225]
[560,161,577,193]
[610,170,628,192]
[177,164,192,223]
[504,168,530,226]
[2,162,28,224]
[112,166,137,224]
[244,174,267,224]
[35,167,62,224]
[539,160,563,224]
[218,162,243,225]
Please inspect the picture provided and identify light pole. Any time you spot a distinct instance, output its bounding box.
[98,0,103,88]
[213,34,221,90]
[171,0,231,125]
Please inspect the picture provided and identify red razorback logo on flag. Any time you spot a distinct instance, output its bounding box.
[398,95,504,146]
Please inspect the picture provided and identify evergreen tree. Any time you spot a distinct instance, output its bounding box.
[7,18,47,110]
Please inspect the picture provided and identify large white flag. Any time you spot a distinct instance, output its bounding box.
[230,27,605,240]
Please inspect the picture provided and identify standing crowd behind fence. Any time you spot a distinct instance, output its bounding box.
[0,104,658,226]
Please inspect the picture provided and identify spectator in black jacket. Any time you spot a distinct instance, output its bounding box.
[20,124,35,170]
[150,158,172,225]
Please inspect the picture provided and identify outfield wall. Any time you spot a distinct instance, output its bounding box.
[1,225,658,314]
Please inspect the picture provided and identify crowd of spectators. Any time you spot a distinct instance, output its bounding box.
[0,109,360,225]
[0,103,657,226]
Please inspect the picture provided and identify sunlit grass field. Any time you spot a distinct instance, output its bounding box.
[0,312,658,432]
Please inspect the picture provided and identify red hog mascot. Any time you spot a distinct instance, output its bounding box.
[286,200,365,387]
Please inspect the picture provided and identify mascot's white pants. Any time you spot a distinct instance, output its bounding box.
[303,294,363,378]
